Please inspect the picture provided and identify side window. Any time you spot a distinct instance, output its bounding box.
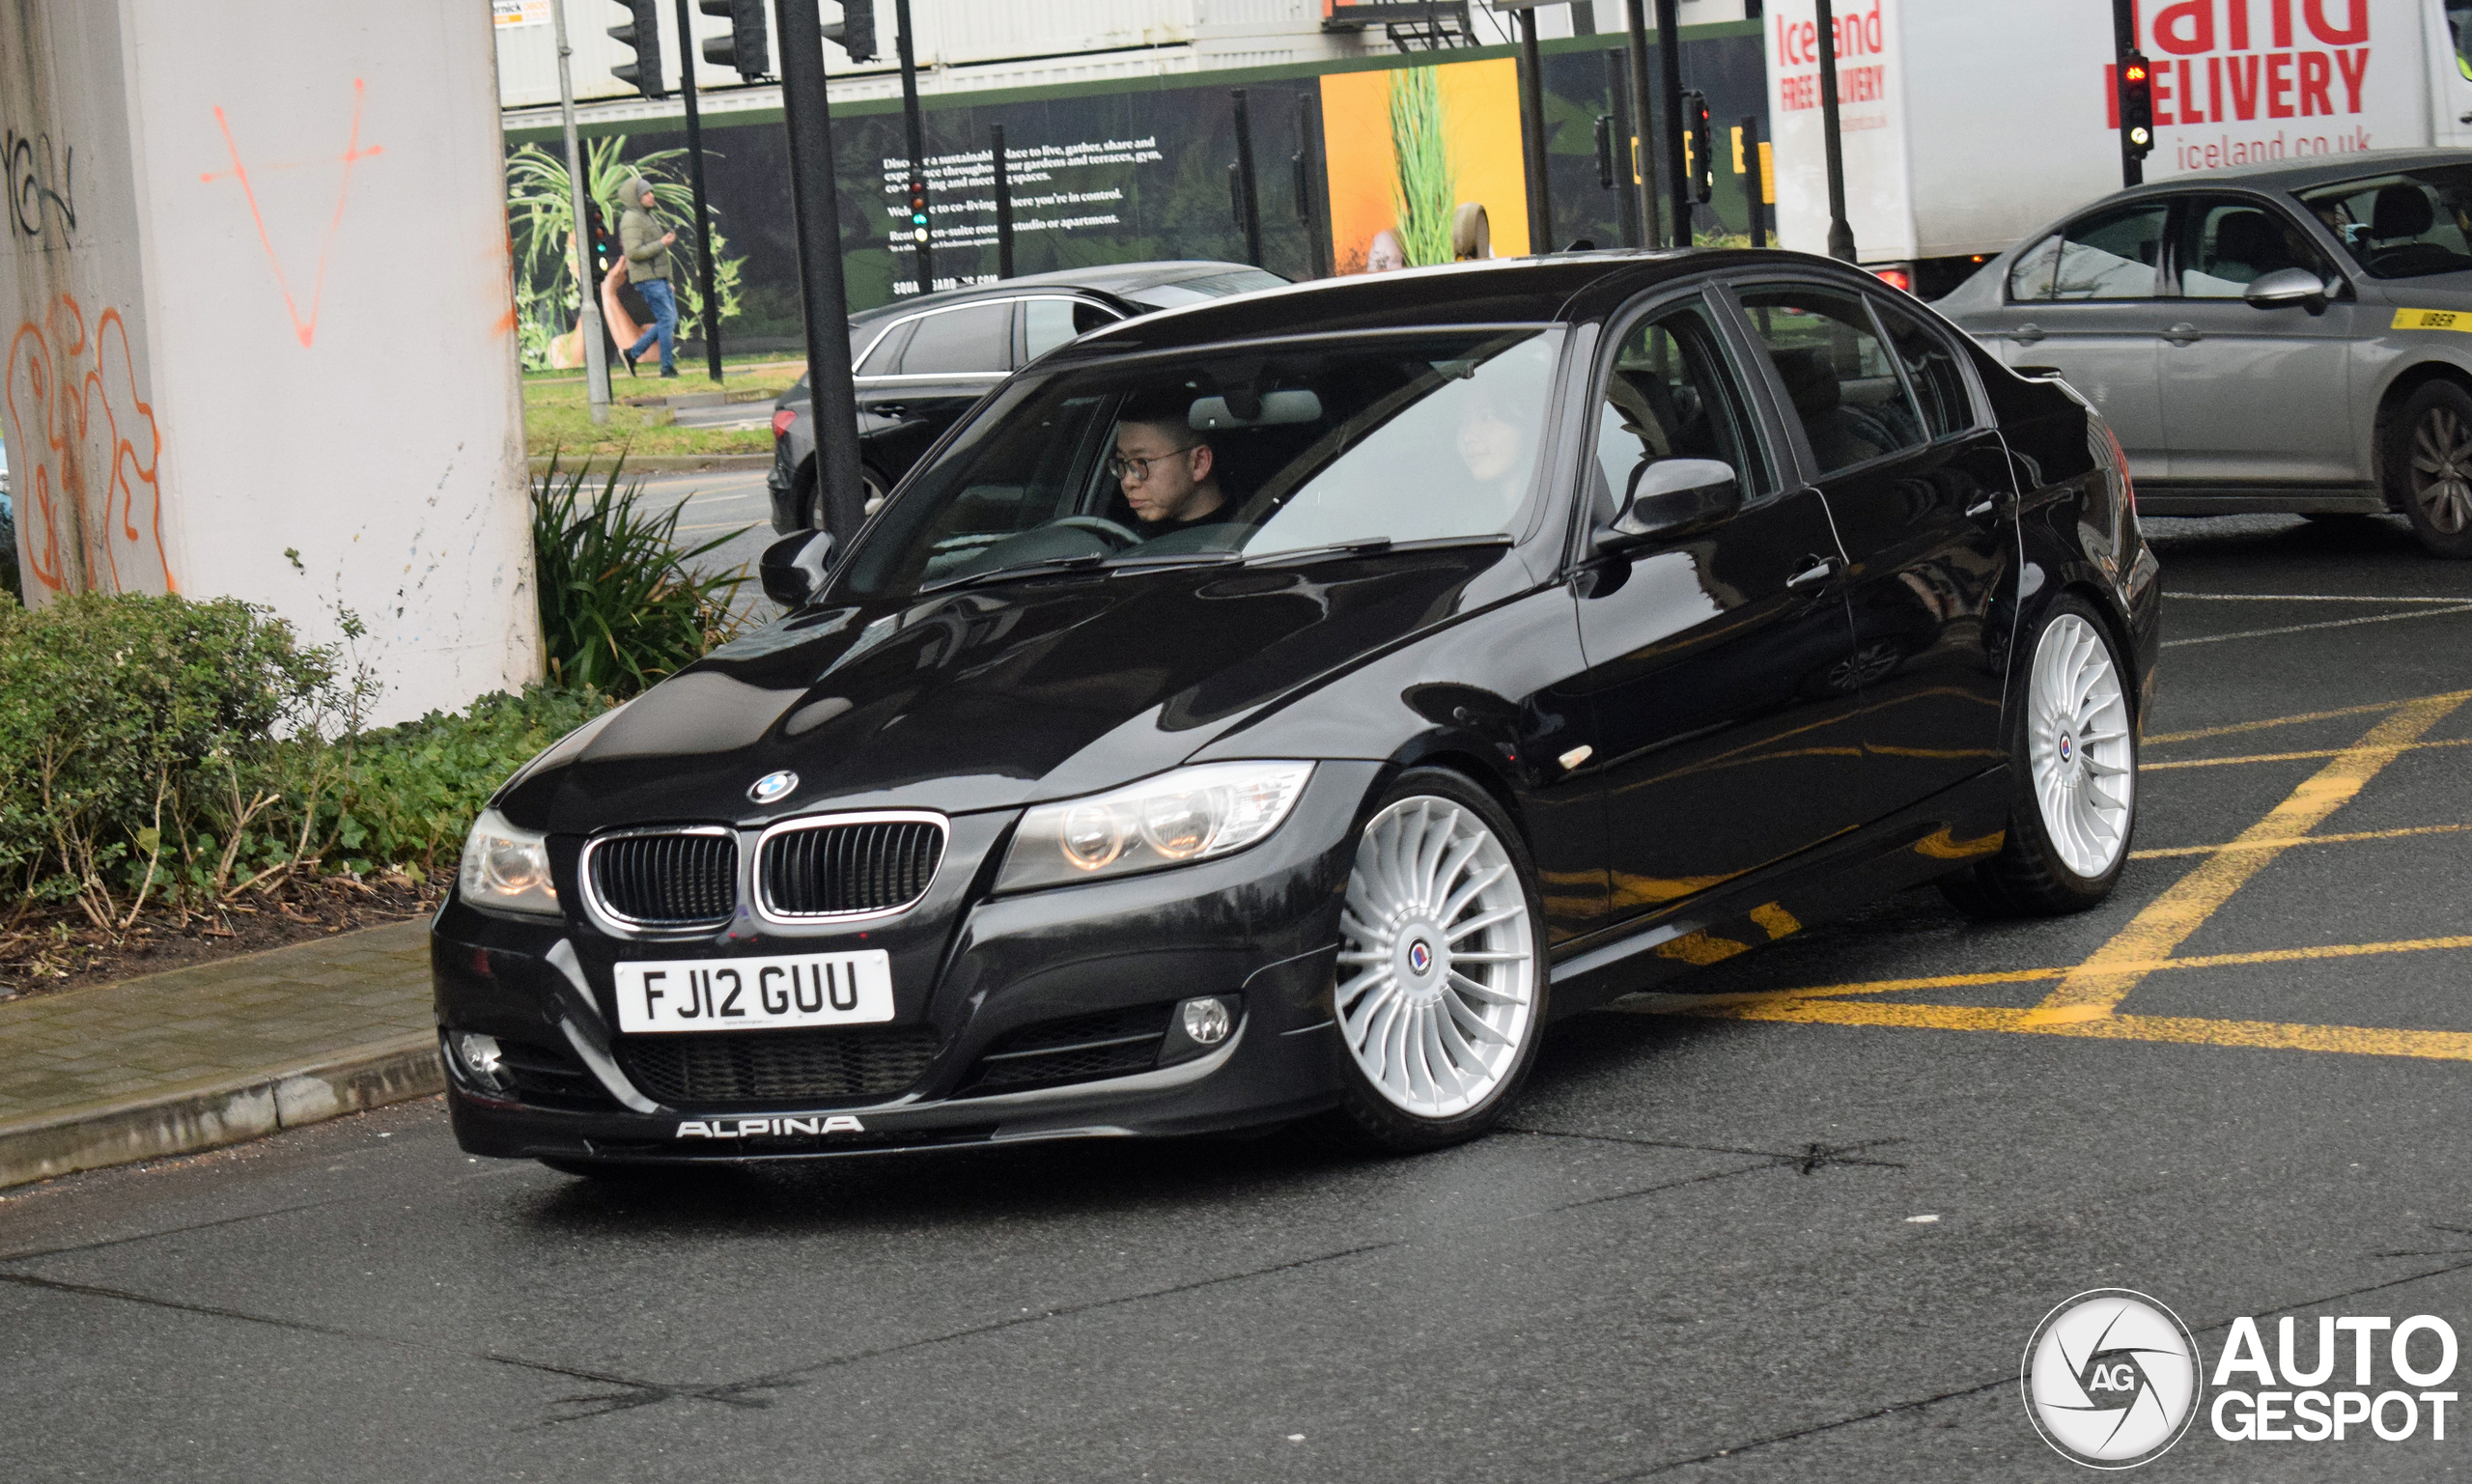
[1869,296,1975,439]
[2008,234,2063,302]
[855,319,914,376]
[2178,197,2336,297]
[2053,204,2167,299]
[896,302,1014,376]
[1590,300,1768,524]
[1736,284,1927,473]
[1024,298,1121,360]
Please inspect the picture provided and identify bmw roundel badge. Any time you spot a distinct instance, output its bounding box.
[748,770,799,804]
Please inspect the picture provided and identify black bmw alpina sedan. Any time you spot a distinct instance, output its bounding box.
[436,249,2160,1172]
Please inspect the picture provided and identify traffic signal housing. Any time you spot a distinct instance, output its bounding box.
[2119,52,2155,159]
[608,0,665,98]
[824,0,877,63]
[699,0,770,81]
[1681,90,1714,205]
[906,176,929,246]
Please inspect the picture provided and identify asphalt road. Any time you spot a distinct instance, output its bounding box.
[6,512,2471,1482]
[638,467,781,624]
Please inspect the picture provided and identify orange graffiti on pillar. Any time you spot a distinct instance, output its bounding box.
[201,78,384,350]
[5,294,175,596]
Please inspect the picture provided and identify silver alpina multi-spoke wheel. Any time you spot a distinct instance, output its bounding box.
[2027,613,2134,878]
[1318,770,1544,1151]
[1941,597,2139,918]
[2389,382,2472,558]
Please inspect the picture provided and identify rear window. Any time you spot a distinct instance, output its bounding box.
[2297,166,2472,278]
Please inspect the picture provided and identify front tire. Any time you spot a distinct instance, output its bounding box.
[1940,597,2137,917]
[1312,769,1546,1154]
[2386,381,2472,559]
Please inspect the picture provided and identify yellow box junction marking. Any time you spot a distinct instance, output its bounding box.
[2394,307,2472,332]
[2023,693,2468,1025]
[1614,686,2472,1062]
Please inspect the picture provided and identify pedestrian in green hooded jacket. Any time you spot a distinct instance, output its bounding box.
[617,175,679,377]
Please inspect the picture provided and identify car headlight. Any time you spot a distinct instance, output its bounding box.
[458,807,560,917]
[997,761,1315,892]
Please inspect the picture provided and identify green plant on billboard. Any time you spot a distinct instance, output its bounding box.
[1389,68,1455,267]
[504,136,746,369]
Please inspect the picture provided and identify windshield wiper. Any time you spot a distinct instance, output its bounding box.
[1100,550,1246,574]
[1242,533,1513,569]
[916,552,1108,595]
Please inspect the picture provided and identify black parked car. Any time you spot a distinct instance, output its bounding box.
[439,249,2160,1172]
[768,261,1287,532]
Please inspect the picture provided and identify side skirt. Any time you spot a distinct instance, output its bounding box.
[1543,768,2012,1018]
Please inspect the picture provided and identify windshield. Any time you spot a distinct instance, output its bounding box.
[834,327,1562,601]
[2296,166,2472,279]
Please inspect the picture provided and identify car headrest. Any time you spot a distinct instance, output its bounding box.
[1770,348,1841,417]
[2373,183,2435,239]
[2211,210,2286,272]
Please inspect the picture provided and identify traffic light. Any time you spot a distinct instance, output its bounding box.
[824,0,877,63]
[698,0,769,82]
[608,0,664,98]
[2119,52,2155,159]
[906,175,928,246]
[1681,90,1714,205]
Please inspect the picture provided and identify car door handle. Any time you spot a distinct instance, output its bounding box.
[2008,322,2046,345]
[1786,556,1840,590]
[1966,497,1998,518]
[2163,322,2203,346]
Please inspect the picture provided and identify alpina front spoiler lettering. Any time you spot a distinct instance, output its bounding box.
[676,1115,867,1139]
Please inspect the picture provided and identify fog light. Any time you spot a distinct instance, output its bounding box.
[451,1031,507,1091]
[1180,996,1232,1047]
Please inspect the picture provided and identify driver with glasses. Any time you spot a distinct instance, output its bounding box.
[1110,397,1230,536]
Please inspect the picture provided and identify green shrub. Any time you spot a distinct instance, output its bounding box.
[0,591,343,926]
[332,684,615,875]
[532,452,748,697]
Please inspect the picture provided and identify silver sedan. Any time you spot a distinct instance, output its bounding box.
[1935,148,2472,558]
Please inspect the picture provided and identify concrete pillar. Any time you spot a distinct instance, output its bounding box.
[1,1,541,724]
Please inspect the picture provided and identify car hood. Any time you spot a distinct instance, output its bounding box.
[504,545,1521,836]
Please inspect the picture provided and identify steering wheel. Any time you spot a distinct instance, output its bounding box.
[1048,515,1143,549]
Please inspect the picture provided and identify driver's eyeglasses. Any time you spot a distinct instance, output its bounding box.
[1107,445,1200,483]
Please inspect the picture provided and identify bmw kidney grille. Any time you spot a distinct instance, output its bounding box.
[759,817,945,919]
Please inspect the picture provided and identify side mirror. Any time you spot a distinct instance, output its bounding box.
[759,529,835,608]
[1597,458,1741,552]
[2243,266,2331,309]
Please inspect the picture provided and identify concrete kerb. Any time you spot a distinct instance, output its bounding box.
[0,1033,442,1192]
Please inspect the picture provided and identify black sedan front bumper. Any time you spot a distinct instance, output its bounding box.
[434,763,1378,1164]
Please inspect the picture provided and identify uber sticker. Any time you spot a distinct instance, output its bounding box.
[2391,308,2472,332]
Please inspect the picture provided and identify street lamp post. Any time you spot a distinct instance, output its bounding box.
[549,0,610,425]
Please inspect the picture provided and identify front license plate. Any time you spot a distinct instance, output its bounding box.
[613,951,894,1033]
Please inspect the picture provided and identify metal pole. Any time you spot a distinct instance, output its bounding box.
[1621,0,1662,249]
[1605,49,1639,249]
[1652,0,1688,246]
[1230,90,1263,267]
[1294,91,1331,278]
[1739,114,1766,248]
[991,123,1014,279]
[893,0,932,294]
[772,0,865,542]
[1516,10,1552,253]
[2112,0,2142,186]
[1814,0,1855,262]
[674,0,723,381]
[549,0,609,425]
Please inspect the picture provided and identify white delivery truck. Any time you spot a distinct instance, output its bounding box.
[1763,0,2472,294]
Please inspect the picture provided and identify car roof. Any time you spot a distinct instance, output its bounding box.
[1056,247,1880,353]
[847,261,1281,326]
[2069,148,2472,210]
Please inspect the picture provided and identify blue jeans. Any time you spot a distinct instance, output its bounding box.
[628,278,677,372]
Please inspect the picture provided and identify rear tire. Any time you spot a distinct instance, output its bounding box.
[807,464,891,529]
[2385,380,2472,559]
[1307,768,1547,1155]
[1939,596,2137,917]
